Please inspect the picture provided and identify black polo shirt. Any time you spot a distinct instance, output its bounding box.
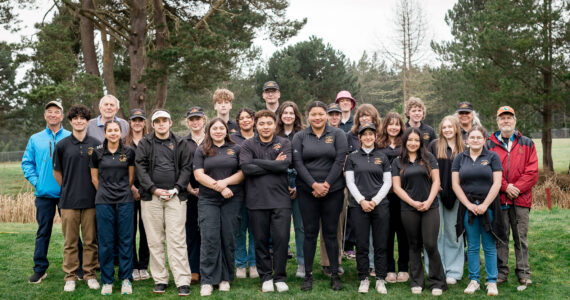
[346,131,360,154]
[292,125,348,192]
[345,148,391,207]
[339,115,354,133]
[227,119,239,135]
[53,134,100,209]
[152,135,176,189]
[90,144,135,204]
[451,148,502,198]
[230,131,253,146]
[240,135,291,209]
[380,145,401,165]
[391,152,439,211]
[184,135,201,191]
[406,121,436,146]
[193,142,243,198]
[428,139,457,209]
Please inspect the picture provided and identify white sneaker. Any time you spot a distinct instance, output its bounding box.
[101,283,113,295]
[121,279,132,295]
[87,278,100,290]
[358,278,369,293]
[432,288,443,296]
[486,282,498,296]
[249,266,259,278]
[274,281,289,293]
[64,280,76,292]
[411,286,422,294]
[219,281,230,292]
[132,269,141,281]
[464,280,480,294]
[446,277,457,285]
[295,265,305,278]
[200,284,213,296]
[139,269,151,280]
[236,267,247,279]
[397,272,409,282]
[385,272,397,283]
[262,279,274,292]
[375,279,387,294]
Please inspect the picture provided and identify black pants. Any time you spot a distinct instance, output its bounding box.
[249,208,291,283]
[387,192,409,272]
[185,195,201,274]
[401,207,447,290]
[133,200,149,270]
[351,200,390,280]
[299,188,344,275]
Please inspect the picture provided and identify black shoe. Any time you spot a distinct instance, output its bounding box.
[153,283,168,294]
[178,285,190,296]
[331,274,342,291]
[322,266,331,277]
[301,275,313,291]
[29,272,47,284]
[75,269,84,281]
[287,249,294,259]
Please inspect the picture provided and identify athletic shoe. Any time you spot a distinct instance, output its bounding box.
[385,272,397,283]
[464,280,480,294]
[486,282,498,296]
[432,288,443,296]
[497,277,507,284]
[153,283,167,294]
[249,266,259,279]
[375,279,387,294]
[397,272,409,282]
[101,283,113,295]
[200,284,213,296]
[411,286,422,294]
[519,278,532,285]
[219,281,230,292]
[87,278,100,290]
[358,278,369,293]
[132,269,141,281]
[295,265,305,278]
[63,280,76,292]
[275,281,289,293]
[178,285,190,296]
[338,266,345,275]
[121,279,132,295]
[139,269,151,280]
[331,274,342,291]
[300,275,313,291]
[262,280,274,292]
[446,277,457,285]
[322,266,332,277]
[287,248,294,259]
[369,268,376,277]
[236,267,247,279]
[75,269,84,281]
[28,272,47,284]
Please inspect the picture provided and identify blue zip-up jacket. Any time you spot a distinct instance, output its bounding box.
[22,126,71,198]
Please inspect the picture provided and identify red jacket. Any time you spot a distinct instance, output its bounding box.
[487,131,538,208]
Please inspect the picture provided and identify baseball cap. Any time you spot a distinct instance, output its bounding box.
[151,110,171,122]
[327,103,342,114]
[358,122,376,134]
[335,90,357,110]
[129,108,146,120]
[456,101,473,113]
[45,100,63,111]
[497,106,515,117]
[263,81,280,91]
[186,106,205,118]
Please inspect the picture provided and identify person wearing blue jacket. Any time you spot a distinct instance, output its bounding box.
[22,100,71,283]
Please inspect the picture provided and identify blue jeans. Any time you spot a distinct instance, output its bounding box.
[464,209,497,283]
[291,196,304,265]
[96,203,134,284]
[235,203,255,268]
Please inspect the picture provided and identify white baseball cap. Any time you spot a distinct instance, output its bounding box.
[151,110,171,122]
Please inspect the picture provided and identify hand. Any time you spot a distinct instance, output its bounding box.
[289,187,297,199]
[506,183,520,199]
[276,152,287,161]
[323,181,331,190]
[360,200,370,212]
[475,203,488,215]
[467,203,479,215]
[154,188,173,200]
[131,186,140,201]
[312,182,328,197]
[213,179,227,192]
[221,187,233,199]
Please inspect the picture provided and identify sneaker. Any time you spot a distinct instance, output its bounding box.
[132,269,141,281]
[139,269,151,280]
[101,283,113,296]
[322,266,332,277]
[497,277,507,284]
[236,267,247,279]
[375,279,387,294]
[486,282,498,296]
[249,266,259,279]
[28,272,47,284]
[369,268,376,277]
[75,269,84,281]
[275,281,289,293]
[219,281,230,292]
[300,275,313,291]
[338,266,345,275]
[358,278,370,293]
[87,278,100,290]
[464,280,480,294]
[296,265,305,278]
[411,286,422,294]
[64,280,76,292]
[385,272,397,283]
[331,274,342,291]
[432,288,443,296]
[200,284,213,296]
[191,273,200,284]
[153,283,167,294]
[262,280,274,293]
[446,277,457,285]
[397,272,409,282]
[178,285,191,296]
[121,279,132,295]
[519,278,532,285]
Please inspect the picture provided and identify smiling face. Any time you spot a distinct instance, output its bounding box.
[408,106,424,123]
[105,122,122,144]
[44,106,64,128]
[458,111,473,128]
[359,129,376,148]
[238,111,254,131]
[209,120,227,144]
[386,118,401,138]
[262,89,280,106]
[186,116,205,132]
[309,106,327,130]
[256,116,276,142]
[129,117,145,134]
[152,117,172,137]
[467,129,485,151]
[358,114,372,125]
[214,99,232,116]
[327,111,341,127]
[337,98,352,112]
[70,116,88,133]
[281,106,295,126]
[441,119,456,140]
[99,97,119,120]
[497,113,516,136]
[406,132,421,154]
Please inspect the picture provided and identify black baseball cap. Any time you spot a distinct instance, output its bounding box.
[327,103,342,114]
[263,81,280,91]
[186,106,205,118]
[129,108,146,120]
[456,101,474,113]
[358,122,376,134]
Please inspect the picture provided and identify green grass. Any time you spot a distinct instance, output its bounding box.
[533,138,570,173]
[0,162,33,196]
[1,209,569,299]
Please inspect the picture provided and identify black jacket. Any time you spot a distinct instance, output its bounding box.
[455,193,508,245]
[135,132,193,201]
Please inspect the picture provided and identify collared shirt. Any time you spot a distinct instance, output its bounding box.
[230,131,253,146]
[429,139,458,209]
[345,148,391,206]
[53,134,99,209]
[494,131,515,152]
[151,134,177,189]
[86,116,129,143]
[339,115,354,133]
[226,119,240,135]
[193,142,242,198]
[406,121,436,146]
[90,144,135,204]
[346,131,360,154]
[391,152,439,211]
[451,148,503,197]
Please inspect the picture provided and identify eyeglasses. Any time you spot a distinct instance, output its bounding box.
[468,136,485,140]
[264,90,278,94]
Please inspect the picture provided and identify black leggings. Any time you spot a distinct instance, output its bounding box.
[386,192,409,272]
[299,188,344,275]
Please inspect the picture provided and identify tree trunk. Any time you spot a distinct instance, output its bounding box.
[401,4,408,105]
[79,0,101,113]
[541,0,554,173]
[101,29,117,96]
[128,1,147,111]
[152,0,169,111]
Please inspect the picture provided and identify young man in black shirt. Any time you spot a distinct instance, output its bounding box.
[53,104,100,292]
[240,110,292,293]
[262,81,281,113]
[213,88,239,134]
[404,97,436,146]
[135,110,194,296]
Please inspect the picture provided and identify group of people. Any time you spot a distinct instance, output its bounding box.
[22,81,539,297]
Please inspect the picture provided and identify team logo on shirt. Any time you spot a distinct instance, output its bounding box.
[168,142,174,150]
[119,153,127,162]
[374,157,383,165]
[325,136,334,144]
[423,132,430,140]
[87,147,94,156]
[273,143,282,151]
[230,128,237,133]
[480,160,489,165]
[227,149,235,156]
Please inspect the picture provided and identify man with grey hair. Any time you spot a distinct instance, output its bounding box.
[87,95,129,143]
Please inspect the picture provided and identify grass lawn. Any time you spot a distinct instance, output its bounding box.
[533,138,570,173]
[0,208,568,299]
[0,162,33,196]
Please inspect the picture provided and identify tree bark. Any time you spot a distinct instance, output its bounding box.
[79,0,101,113]
[128,0,147,111]
[541,0,554,173]
[152,0,169,111]
[101,29,117,96]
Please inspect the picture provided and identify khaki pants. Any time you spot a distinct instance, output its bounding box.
[320,190,348,266]
[61,208,98,281]
[142,195,191,287]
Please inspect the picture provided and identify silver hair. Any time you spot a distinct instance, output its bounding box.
[99,94,120,108]
[453,110,481,127]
